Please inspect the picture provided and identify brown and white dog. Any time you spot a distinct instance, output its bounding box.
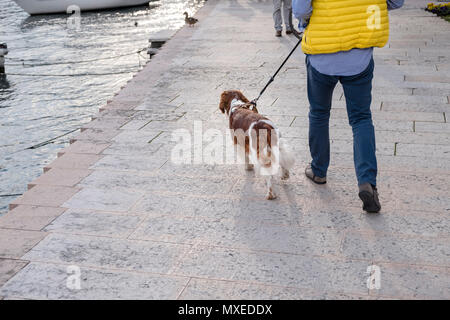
[219,90,295,200]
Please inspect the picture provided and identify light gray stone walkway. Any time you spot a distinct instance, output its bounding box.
[0,0,449,300]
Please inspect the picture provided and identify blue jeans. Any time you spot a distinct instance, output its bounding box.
[306,57,377,187]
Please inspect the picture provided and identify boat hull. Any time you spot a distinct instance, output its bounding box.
[13,0,150,15]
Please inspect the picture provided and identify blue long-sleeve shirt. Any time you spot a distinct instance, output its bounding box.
[292,0,404,76]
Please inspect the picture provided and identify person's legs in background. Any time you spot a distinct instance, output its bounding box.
[282,0,293,33]
[272,0,283,36]
[306,58,338,180]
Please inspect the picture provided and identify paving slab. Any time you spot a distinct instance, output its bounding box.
[0,259,28,288]
[71,128,121,143]
[22,233,192,275]
[129,213,343,257]
[82,117,131,130]
[28,168,92,189]
[78,170,238,196]
[89,154,167,172]
[300,207,450,238]
[368,263,450,300]
[0,229,47,259]
[414,121,450,133]
[44,153,104,170]
[0,262,189,300]
[341,231,450,266]
[0,206,66,231]
[59,141,110,155]
[172,245,372,296]
[131,192,302,225]
[62,188,144,212]
[179,278,370,300]
[44,209,143,238]
[9,185,80,210]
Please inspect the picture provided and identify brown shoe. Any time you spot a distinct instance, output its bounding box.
[305,164,327,184]
[286,29,293,35]
[275,30,282,37]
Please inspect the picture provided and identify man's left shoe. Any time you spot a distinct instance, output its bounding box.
[305,164,327,184]
[286,29,293,35]
[358,183,381,213]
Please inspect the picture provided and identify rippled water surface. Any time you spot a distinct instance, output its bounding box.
[0,0,204,214]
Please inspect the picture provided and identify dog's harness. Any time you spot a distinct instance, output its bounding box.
[229,99,256,115]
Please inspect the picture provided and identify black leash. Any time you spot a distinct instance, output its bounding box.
[251,10,303,106]
[250,37,302,106]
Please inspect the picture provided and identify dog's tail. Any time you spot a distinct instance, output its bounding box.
[259,144,273,167]
[249,121,294,176]
[279,138,295,170]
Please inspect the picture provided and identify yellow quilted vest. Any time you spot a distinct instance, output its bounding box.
[302,0,389,55]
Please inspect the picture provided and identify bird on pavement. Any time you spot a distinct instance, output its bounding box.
[184,12,198,27]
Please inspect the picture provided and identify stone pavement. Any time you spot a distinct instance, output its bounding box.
[0,0,449,299]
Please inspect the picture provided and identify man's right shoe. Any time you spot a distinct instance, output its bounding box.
[358,183,381,213]
[275,30,282,37]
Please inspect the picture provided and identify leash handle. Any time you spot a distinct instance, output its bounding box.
[252,37,302,106]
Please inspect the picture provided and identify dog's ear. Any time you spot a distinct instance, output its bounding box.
[236,90,250,103]
[219,91,230,114]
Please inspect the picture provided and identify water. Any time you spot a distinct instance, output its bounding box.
[0,0,204,214]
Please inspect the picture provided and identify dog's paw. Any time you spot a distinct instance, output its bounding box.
[245,164,254,171]
[266,192,277,200]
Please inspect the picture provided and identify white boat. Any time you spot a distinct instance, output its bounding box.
[12,0,150,15]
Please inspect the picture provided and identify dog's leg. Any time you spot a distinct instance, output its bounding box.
[245,151,254,171]
[281,167,290,180]
[233,137,238,166]
[266,175,277,200]
[244,137,254,171]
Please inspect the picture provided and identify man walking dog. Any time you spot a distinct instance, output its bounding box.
[293,0,404,213]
